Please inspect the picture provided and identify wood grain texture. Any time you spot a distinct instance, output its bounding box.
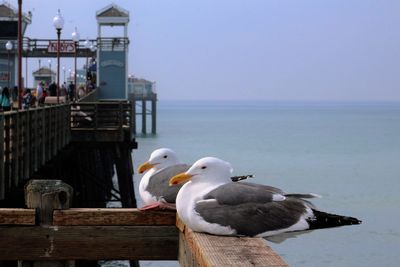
[177,216,288,267]
[0,208,35,225]
[24,180,73,225]
[53,208,176,226]
[0,225,178,260]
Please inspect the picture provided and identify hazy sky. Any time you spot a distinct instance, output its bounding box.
[6,0,400,101]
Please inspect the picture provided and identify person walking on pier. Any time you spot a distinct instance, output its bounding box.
[68,82,75,101]
[37,82,45,106]
[12,86,18,102]
[0,87,12,112]
[49,82,57,97]
[22,89,33,109]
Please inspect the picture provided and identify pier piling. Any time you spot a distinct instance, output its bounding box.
[20,179,75,267]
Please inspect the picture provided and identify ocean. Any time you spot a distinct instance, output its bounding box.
[118,101,399,267]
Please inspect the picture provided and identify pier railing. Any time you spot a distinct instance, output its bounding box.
[0,180,288,266]
[1,92,135,200]
[0,105,70,199]
[70,101,134,142]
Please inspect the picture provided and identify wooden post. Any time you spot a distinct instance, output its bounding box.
[24,111,30,180]
[141,99,146,134]
[24,179,73,225]
[12,112,20,187]
[0,114,4,199]
[47,108,51,160]
[4,115,11,193]
[131,98,136,135]
[21,179,75,267]
[65,104,71,144]
[55,106,59,153]
[32,109,38,173]
[52,107,57,157]
[41,108,46,165]
[151,96,156,134]
[114,144,137,208]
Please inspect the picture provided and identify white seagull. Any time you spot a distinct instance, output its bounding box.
[137,148,190,210]
[169,157,361,237]
[137,148,261,210]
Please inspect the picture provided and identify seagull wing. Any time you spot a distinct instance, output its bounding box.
[146,164,190,203]
[203,182,286,205]
[195,188,309,236]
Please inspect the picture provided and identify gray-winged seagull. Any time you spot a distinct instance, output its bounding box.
[138,148,265,210]
[169,157,361,237]
[138,148,190,210]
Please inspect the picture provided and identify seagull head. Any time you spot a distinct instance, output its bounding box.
[169,157,233,186]
[137,148,180,174]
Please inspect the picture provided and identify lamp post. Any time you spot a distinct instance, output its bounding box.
[53,9,64,104]
[5,41,13,89]
[72,27,80,101]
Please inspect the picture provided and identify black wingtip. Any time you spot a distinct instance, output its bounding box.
[230,174,254,182]
[308,209,362,230]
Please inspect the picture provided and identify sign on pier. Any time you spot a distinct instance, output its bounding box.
[47,41,76,53]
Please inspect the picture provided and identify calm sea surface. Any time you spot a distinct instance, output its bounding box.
[114,101,400,267]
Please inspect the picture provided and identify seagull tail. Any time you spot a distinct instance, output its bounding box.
[307,209,362,230]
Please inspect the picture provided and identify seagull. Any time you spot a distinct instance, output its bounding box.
[137,148,190,210]
[169,157,361,237]
[137,148,263,211]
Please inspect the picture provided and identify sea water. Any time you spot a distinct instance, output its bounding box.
[127,101,399,267]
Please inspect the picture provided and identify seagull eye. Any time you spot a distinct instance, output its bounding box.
[201,166,207,169]
[163,155,168,159]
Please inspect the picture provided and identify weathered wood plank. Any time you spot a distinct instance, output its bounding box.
[0,208,35,225]
[0,225,178,260]
[25,180,73,225]
[53,208,176,226]
[0,114,4,199]
[177,217,288,267]
[22,179,75,266]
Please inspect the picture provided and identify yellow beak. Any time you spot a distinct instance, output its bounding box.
[137,161,155,174]
[169,172,193,186]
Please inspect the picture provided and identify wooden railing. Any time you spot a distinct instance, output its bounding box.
[0,97,135,200]
[0,180,288,266]
[0,105,70,200]
[71,101,134,142]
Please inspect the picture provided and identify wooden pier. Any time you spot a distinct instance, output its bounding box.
[0,89,288,266]
[130,92,157,135]
[0,179,288,266]
[0,89,137,208]
[0,104,70,200]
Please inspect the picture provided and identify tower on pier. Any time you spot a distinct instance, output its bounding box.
[96,4,129,100]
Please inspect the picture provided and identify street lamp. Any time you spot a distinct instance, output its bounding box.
[5,41,13,89]
[72,27,80,101]
[53,9,64,103]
